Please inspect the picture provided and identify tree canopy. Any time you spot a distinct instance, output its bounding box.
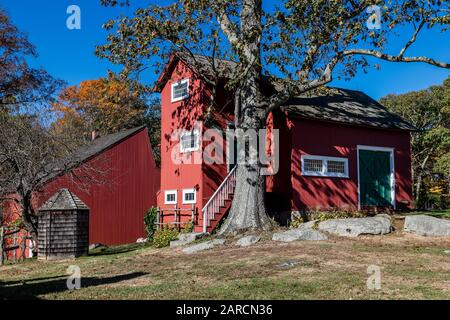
[98,0,449,97]
[51,76,161,163]
[52,77,148,138]
[381,77,449,208]
[0,8,63,113]
[0,8,97,242]
[97,0,450,233]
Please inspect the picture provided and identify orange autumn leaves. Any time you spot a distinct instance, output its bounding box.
[51,78,147,141]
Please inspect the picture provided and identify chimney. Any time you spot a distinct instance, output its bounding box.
[91,130,98,142]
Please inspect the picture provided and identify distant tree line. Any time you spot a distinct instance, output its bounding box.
[381,77,450,209]
[0,7,160,245]
[51,76,161,164]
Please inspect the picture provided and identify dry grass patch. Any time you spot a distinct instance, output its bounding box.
[1,234,449,300]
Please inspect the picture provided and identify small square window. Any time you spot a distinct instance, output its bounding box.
[164,190,177,204]
[182,189,196,204]
[171,79,189,102]
[180,130,199,153]
[303,158,324,174]
[327,160,346,175]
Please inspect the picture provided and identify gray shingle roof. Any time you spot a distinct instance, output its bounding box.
[39,188,89,211]
[175,52,239,78]
[41,126,146,185]
[154,53,238,92]
[69,126,146,164]
[166,53,415,131]
[280,88,416,131]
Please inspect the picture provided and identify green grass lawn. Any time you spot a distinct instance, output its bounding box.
[1,230,450,300]
[405,208,450,220]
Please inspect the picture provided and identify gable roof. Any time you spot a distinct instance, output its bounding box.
[281,88,417,131]
[70,126,146,164]
[153,52,238,92]
[39,188,89,211]
[155,53,415,131]
[42,126,147,186]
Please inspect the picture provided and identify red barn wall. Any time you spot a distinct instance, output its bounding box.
[1,194,21,225]
[158,59,205,221]
[0,196,34,259]
[157,59,233,228]
[201,82,234,227]
[288,118,413,211]
[36,128,159,245]
[266,110,294,212]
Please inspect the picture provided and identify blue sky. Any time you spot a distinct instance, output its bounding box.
[2,0,450,99]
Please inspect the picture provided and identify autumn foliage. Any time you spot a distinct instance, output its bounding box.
[51,77,148,141]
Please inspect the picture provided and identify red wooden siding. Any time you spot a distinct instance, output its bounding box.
[157,59,234,229]
[158,59,205,222]
[267,114,413,212]
[38,128,160,245]
[2,128,160,246]
[1,196,33,259]
[156,56,413,232]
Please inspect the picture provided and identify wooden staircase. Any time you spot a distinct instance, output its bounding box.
[195,166,237,233]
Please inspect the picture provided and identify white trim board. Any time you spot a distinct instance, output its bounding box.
[357,145,396,210]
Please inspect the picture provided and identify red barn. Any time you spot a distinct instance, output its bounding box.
[154,53,414,233]
[266,91,414,214]
[1,126,160,248]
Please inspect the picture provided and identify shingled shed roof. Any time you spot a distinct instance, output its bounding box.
[280,88,416,131]
[39,189,89,211]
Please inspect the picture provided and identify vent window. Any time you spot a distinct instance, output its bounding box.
[302,155,349,178]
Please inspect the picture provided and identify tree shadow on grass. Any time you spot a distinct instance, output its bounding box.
[0,272,147,300]
[88,243,148,257]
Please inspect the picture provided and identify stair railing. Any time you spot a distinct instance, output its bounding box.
[202,166,237,233]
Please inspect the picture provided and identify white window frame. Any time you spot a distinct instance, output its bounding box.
[301,155,349,178]
[164,190,177,205]
[171,78,189,102]
[182,188,197,204]
[180,129,200,153]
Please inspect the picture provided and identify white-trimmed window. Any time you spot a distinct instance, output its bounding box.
[182,188,196,204]
[171,79,189,102]
[164,190,177,204]
[301,155,349,178]
[180,129,199,153]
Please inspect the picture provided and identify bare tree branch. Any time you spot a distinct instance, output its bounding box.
[342,49,450,69]
[399,19,426,58]
[216,8,241,48]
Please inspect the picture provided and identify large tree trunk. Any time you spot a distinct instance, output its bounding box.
[217,0,274,235]
[218,76,273,235]
[218,103,274,235]
[219,163,273,235]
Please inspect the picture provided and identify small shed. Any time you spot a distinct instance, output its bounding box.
[38,189,89,261]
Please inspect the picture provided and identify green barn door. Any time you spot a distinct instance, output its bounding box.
[359,149,392,207]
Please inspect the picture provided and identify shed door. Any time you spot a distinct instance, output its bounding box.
[359,149,392,207]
